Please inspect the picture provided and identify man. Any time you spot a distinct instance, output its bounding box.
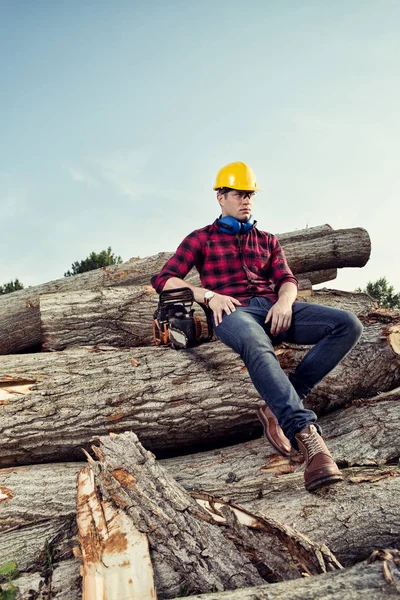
[151,161,363,492]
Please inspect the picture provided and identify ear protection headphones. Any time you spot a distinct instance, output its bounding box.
[216,214,256,235]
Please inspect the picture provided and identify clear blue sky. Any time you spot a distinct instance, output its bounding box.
[1,0,399,291]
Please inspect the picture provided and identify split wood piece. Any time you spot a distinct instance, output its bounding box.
[81,431,340,599]
[0,315,399,466]
[39,285,377,353]
[169,553,400,600]
[243,466,400,568]
[77,465,157,599]
[0,224,369,355]
[167,463,400,568]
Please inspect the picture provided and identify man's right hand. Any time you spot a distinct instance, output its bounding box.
[208,293,241,326]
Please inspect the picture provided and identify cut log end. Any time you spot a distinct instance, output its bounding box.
[388,326,400,355]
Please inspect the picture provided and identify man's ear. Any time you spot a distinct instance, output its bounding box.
[216,193,224,208]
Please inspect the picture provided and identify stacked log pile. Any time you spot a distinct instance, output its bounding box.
[0,224,399,598]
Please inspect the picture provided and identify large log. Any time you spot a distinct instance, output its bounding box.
[1,462,398,595]
[162,387,400,491]
[1,389,398,566]
[6,555,399,600]
[0,316,399,467]
[279,227,371,272]
[0,225,370,355]
[1,385,399,591]
[40,286,378,352]
[0,254,171,355]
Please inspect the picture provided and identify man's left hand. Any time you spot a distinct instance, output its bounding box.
[265,297,293,336]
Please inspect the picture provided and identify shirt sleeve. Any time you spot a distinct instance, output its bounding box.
[150,231,203,293]
[269,235,299,291]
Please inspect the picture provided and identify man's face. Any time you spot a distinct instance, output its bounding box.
[217,189,255,221]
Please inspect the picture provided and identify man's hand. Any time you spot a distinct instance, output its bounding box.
[209,293,241,326]
[265,297,293,336]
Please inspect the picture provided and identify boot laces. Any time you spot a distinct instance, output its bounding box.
[303,428,325,461]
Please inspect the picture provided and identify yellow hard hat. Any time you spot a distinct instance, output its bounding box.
[213,161,262,192]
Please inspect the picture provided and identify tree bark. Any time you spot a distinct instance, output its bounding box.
[39,286,378,352]
[0,226,370,355]
[278,227,371,272]
[1,464,398,595]
[170,555,400,600]
[0,315,399,466]
[162,387,400,490]
[0,462,81,573]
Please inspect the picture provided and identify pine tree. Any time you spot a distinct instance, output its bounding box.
[64,247,123,277]
[0,279,24,295]
[356,277,400,309]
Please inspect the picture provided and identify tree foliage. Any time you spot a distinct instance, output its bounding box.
[357,277,400,309]
[0,279,24,295]
[64,247,123,277]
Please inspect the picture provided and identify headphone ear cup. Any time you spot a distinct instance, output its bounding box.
[241,215,255,233]
[217,216,241,235]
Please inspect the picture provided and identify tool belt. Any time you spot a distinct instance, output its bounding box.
[152,287,213,349]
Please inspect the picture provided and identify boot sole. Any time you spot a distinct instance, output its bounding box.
[257,408,292,458]
[306,473,344,492]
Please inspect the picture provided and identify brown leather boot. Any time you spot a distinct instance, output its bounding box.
[257,405,292,457]
[295,425,343,492]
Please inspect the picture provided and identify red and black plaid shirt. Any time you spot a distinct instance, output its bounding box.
[151,220,298,304]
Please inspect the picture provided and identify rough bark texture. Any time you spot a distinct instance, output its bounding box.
[84,432,340,599]
[170,556,400,600]
[162,387,400,491]
[0,315,399,466]
[0,225,370,355]
[0,463,81,572]
[6,556,398,600]
[40,286,377,352]
[278,227,371,272]
[300,312,400,413]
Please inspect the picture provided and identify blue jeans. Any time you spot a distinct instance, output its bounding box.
[214,297,363,448]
